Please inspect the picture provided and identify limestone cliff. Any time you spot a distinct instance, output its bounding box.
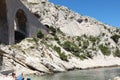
[0,0,120,75]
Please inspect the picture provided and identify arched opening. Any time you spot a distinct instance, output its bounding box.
[44,24,50,29]
[14,9,27,43]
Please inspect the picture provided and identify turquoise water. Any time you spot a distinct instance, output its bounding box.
[27,67,120,80]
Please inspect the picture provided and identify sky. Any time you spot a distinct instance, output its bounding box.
[49,0,120,28]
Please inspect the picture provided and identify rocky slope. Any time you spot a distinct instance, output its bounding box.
[0,0,120,75]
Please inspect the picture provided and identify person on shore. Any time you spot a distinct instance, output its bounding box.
[12,73,17,80]
[17,73,24,80]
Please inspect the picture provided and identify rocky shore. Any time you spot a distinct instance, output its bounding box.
[114,77,120,80]
[0,38,120,75]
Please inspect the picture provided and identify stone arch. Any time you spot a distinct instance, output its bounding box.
[0,0,48,44]
[14,9,28,43]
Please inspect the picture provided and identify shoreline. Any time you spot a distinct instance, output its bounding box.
[15,55,120,76]
[24,64,120,77]
[1,42,120,77]
[1,65,119,80]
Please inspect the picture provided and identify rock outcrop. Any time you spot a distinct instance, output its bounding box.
[113,77,120,80]
[0,0,120,75]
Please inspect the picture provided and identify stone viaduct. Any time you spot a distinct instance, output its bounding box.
[0,0,48,44]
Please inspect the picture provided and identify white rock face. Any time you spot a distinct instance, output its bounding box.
[21,0,120,37]
[0,0,120,75]
[0,76,14,80]
[113,77,120,80]
[41,58,65,72]
[27,0,39,3]
[60,20,101,36]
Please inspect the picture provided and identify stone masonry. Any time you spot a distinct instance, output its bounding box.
[0,0,48,44]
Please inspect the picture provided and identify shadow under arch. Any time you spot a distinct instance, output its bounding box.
[14,9,28,43]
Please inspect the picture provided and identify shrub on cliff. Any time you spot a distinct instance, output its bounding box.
[111,35,120,43]
[37,29,44,39]
[49,26,56,36]
[62,41,80,56]
[82,40,89,49]
[54,46,68,61]
[113,48,120,57]
[99,44,111,56]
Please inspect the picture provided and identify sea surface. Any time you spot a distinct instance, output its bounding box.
[26,67,120,80]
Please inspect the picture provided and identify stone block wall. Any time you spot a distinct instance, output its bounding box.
[0,0,48,44]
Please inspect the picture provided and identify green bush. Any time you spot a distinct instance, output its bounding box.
[32,37,38,44]
[76,36,81,41]
[113,48,120,57]
[102,33,105,36]
[116,29,120,32]
[111,35,120,43]
[57,28,65,35]
[54,35,61,44]
[83,40,89,49]
[41,2,46,5]
[99,44,111,56]
[54,35,59,41]
[54,46,61,54]
[49,26,56,35]
[89,36,98,43]
[54,46,68,61]
[62,41,80,56]
[79,54,87,60]
[86,52,93,59]
[37,30,44,39]
[79,52,93,60]
[83,34,87,38]
[59,52,68,61]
